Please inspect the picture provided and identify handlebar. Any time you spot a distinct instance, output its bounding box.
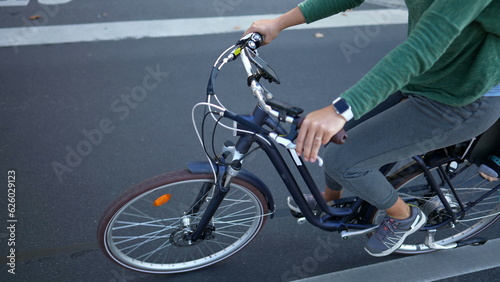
[239,33,348,145]
[208,32,347,145]
[239,33,347,145]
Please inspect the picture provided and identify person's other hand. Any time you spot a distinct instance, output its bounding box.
[295,105,346,162]
[243,19,282,45]
[243,7,306,45]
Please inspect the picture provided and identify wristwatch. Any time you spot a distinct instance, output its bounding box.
[332,97,353,121]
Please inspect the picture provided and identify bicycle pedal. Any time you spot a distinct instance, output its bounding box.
[297,217,307,225]
[329,196,357,208]
[289,210,309,224]
[290,210,304,218]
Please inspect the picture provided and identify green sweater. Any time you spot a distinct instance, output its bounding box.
[298,0,500,119]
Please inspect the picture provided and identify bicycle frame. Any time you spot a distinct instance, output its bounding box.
[187,104,375,243]
[188,37,500,243]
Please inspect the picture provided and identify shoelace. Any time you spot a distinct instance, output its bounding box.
[375,217,400,240]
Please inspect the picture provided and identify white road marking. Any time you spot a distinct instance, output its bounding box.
[0,0,29,6]
[38,0,72,4]
[0,0,72,6]
[0,9,408,48]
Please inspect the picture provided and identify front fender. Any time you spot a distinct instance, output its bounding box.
[187,161,275,218]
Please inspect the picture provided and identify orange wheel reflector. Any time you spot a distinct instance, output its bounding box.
[153,194,172,206]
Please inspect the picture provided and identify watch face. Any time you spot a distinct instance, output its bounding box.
[334,98,350,113]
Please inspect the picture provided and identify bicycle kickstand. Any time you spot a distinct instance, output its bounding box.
[425,229,457,250]
[426,229,489,250]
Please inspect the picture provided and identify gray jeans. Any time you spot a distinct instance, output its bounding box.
[323,93,500,210]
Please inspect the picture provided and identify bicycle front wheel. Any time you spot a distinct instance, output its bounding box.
[371,161,500,254]
[98,170,269,273]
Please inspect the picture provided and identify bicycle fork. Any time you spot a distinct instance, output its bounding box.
[186,144,243,243]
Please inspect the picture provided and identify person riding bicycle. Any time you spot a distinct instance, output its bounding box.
[244,0,500,257]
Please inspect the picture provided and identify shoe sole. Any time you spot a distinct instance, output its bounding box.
[287,196,302,214]
[364,211,427,257]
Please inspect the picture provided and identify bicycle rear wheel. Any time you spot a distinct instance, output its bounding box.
[371,160,500,254]
[98,170,269,273]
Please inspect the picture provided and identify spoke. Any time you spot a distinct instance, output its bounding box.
[128,205,169,227]
[121,211,183,221]
[203,238,217,253]
[195,244,206,260]
[214,230,246,237]
[215,219,254,229]
[114,227,171,246]
[113,218,179,230]
[458,209,500,222]
[216,201,252,212]
[216,193,252,217]
[221,197,253,203]
[214,211,271,228]
[455,188,492,192]
[475,200,498,206]
[205,239,232,247]
[215,206,256,220]
[161,239,173,265]
[216,223,251,230]
[214,230,244,240]
[113,234,170,240]
[118,226,172,255]
[136,239,173,261]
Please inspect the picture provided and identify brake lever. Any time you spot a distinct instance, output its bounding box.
[271,134,324,167]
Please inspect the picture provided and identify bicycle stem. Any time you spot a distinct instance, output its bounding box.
[241,49,295,124]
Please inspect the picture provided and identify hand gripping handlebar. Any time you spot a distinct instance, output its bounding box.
[296,117,348,145]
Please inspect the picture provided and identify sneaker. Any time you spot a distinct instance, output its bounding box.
[365,206,427,257]
[287,193,324,216]
[479,151,500,181]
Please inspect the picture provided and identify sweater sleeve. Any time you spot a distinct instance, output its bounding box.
[339,0,493,119]
[298,0,365,23]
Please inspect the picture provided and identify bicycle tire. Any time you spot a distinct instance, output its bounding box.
[97,169,269,273]
[370,160,500,254]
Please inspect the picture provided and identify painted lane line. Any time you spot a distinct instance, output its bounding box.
[0,0,29,6]
[0,9,408,47]
[0,0,72,6]
[38,0,73,4]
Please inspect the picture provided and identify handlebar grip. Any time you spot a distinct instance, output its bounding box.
[237,32,264,50]
[296,117,348,145]
[247,33,263,50]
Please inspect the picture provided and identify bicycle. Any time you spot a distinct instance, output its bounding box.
[97,33,500,274]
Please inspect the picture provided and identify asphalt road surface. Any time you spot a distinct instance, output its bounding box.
[1,1,499,281]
